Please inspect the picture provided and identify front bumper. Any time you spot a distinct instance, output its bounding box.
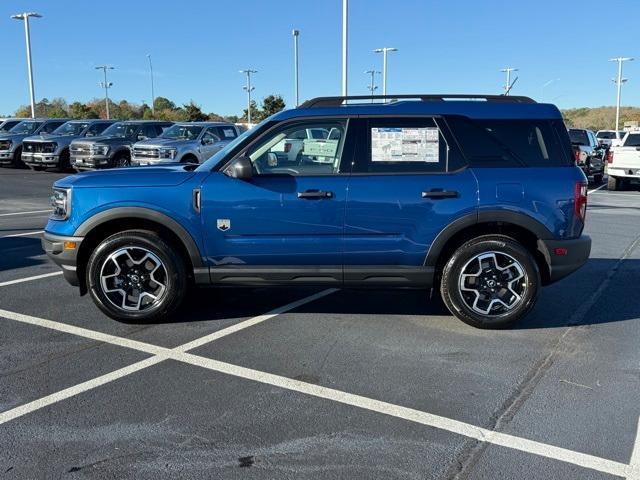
[42,232,84,287]
[538,235,591,284]
[23,152,60,167]
[71,155,110,170]
[131,157,172,166]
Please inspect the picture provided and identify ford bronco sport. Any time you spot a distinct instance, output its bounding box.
[43,94,591,328]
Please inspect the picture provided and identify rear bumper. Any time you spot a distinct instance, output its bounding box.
[608,167,640,180]
[42,232,84,287]
[538,235,591,284]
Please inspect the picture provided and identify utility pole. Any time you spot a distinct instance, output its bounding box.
[292,30,300,106]
[11,12,42,118]
[342,0,348,97]
[239,69,257,125]
[147,54,155,116]
[373,47,398,98]
[609,57,634,132]
[500,67,518,95]
[365,69,380,101]
[95,65,114,119]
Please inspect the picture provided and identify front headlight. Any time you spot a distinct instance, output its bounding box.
[159,147,177,159]
[43,142,58,154]
[50,187,71,220]
[91,144,109,155]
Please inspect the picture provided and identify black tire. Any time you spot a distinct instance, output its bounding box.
[112,152,131,168]
[58,149,71,172]
[440,235,540,329]
[593,173,603,185]
[86,230,187,322]
[180,154,199,164]
[12,147,25,168]
[608,175,620,191]
[31,166,46,171]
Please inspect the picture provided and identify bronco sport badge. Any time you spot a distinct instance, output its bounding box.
[217,219,231,231]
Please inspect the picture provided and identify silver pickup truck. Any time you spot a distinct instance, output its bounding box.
[22,119,114,171]
[0,118,68,168]
[131,122,240,165]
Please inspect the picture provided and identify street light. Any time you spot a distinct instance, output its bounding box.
[365,69,380,102]
[609,57,634,132]
[541,78,560,102]
[500,67,518,95]
[95,65,114,119]
[147,54,155,116]
[239,69,257,125]
[292,30,300,107]
[11,12,42,118]
[373,47,398,98]
[342,0,348,96]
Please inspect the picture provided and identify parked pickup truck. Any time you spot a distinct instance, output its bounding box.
[70,121,172,170]
[131,122,239,165]
[607,131,640,190]
[0,118,23,133]
[568,128,605,184]
[22,119,115,171]
[0,118,69,168]
[596,130,625,149]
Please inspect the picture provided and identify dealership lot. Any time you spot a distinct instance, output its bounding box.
[0,169,639,479]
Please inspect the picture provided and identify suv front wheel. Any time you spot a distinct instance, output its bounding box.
[87,230,187,322]
[440,235,540,328]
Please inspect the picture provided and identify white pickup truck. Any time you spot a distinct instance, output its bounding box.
[607,131,640,190]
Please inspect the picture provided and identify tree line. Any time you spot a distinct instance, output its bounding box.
[561,106,640,131]
[11,94,286,123]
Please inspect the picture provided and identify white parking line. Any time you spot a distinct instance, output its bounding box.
[0,302,634,478]
[588,184,606,193]
[0,272,63,288]
[0,210,50,217]
[2,230,44,238]
[629,418,640,479]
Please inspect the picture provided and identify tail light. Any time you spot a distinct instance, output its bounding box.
[606,150,614,163]
[573,149,581,165]
[284,142,292,153]
[574,181,588,223]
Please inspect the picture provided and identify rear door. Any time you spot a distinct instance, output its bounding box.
[343,117,477,285]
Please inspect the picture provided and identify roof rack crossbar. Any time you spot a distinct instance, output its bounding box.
[299,94,536,108]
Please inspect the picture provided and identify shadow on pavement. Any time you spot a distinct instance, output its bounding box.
[0,236,47,272]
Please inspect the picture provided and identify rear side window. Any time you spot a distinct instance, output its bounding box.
[447,117,571,167]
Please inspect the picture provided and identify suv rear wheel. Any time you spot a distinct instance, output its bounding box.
[87,230,187,322]
[440,235,540,328]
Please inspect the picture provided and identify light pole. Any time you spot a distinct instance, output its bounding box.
[500,67,518,95]
[365,69,380,101]
[147,54,155,116]
[342,0,348,97]
[292,30,300,107]
[541,78,560,102]
[240,69,257,125]
[95,65,114,119]
[609,57,634,132]
[11,12,42,118]
[373,47,398,98]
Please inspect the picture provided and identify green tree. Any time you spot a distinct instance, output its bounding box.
[242,100,260,123]
[14,105,32,117]
[183,101,207,122]
[69,101,99,119]
[153,97,176,112]
[260,94,286,120]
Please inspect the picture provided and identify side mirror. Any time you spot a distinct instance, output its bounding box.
[225,156,253,179]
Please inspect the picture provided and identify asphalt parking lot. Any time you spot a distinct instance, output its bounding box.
[0,168,639,479]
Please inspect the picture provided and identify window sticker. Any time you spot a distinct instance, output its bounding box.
[222,128,235,138]
[371,127,439,162]
[303,139,339,158]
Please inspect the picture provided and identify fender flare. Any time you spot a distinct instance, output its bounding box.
[75,207,204,268]
[424,210,554,267]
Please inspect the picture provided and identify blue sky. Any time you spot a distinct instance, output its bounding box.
[1,0,639,116]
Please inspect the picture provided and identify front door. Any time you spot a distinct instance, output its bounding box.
[343,117,478,285]
[200,118,354,285]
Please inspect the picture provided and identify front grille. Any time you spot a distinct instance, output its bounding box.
[70,143,92,155]
[132,147,160,159]
[23,141,56,154]
[0,140,11,150]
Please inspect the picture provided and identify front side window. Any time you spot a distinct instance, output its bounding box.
[102,123,138,138]
[0,120,21,132]
[244,120,348,176]
[161,124,203,140]
[53,122,89,136]
[202,129,221,144]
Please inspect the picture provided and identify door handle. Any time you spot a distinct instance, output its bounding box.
[422,190,459,199]
[297,189,334,199]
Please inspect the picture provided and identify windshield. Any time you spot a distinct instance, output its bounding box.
[101,123,138,138]
[0,120,21,132]
[161,124,203,140]
[10,121,42,135]
[53,121,89,136]
[568,129,589,146]
[197,122,267,171]
[596,131,617,139]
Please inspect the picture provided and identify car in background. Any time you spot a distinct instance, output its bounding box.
[0,118,69,168]
[568,128,605,184]
[606,130,640,190]
[22,119,115,171]
[269,127,341,165]
[70,120,172,170]
[595,130,625,148]
[0,118,23,133]
[131,122,240,166]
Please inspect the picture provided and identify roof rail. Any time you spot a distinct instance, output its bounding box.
[299,94,536,109]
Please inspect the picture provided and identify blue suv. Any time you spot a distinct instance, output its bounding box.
[43,95,591,328]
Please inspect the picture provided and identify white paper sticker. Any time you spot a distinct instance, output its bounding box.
[371,127,439,163]
[222,128,235,138]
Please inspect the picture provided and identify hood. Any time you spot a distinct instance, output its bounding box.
[0,132,32,142]
[24,134,76,143]
[54,164,199,189]
[73,135,131,145]
[134,137,193,148]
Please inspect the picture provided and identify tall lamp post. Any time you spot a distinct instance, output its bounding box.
[147,54,155,116]
[11,12,42,118]
[342,0,348,97]
[365,69,380,101]
[609,57,634,132]
[95,65,114,119]
[500,67,518,95]
[240,69,257,125]
[292,30,300,107]
[373,47,398,98]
